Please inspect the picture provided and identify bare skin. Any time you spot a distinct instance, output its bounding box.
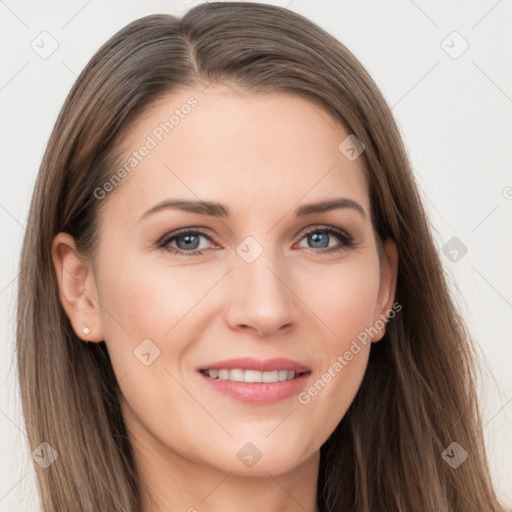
[52,84,398,512]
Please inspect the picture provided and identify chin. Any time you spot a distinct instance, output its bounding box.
[196,435,316,477]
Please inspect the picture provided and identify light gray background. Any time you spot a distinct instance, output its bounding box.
[1,1,511,510]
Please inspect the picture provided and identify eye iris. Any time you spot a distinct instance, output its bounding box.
[308,232,329,248]
[176,234,200,250]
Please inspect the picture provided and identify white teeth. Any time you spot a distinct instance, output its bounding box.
[244,370,263,383]
[218,369,229,380]
[204,369,298,383]
[262,370,279,383]
[278,370,289,381]
[229,369,244,382]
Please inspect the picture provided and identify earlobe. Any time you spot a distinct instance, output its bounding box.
[372,238,399,342]
[51,232,104,343]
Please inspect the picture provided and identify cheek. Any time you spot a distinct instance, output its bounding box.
[94,253,226,379]
[294,260,379,439]
[94,259,216,432]
[304,258,381,343]
[97,254,219,339]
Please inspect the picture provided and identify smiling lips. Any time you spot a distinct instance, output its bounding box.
[198,357,312,403]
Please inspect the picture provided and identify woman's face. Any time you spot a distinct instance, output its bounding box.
[54,84,397,478]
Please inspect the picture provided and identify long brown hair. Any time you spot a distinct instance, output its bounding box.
[16,2,508,510]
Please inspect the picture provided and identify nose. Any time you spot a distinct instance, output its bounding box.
[223,251,297,338]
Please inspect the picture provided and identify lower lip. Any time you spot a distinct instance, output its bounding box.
[199,372,310,403]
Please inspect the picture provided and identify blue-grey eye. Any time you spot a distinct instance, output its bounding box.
[175,233,201,250]
[307,232,330,248]
[160,230,212,254]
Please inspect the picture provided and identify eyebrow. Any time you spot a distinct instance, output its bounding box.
[138,197,366,222]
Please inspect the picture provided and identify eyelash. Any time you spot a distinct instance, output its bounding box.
[158,226,356,257]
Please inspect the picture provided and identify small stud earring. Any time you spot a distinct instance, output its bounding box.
[82,327,90,336]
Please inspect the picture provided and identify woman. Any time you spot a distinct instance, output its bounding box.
[16,2,508,511]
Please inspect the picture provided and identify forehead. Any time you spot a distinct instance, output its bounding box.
[104,85,370,221]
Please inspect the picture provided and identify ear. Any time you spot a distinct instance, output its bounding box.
[51,232,104,343]
[372,238,399,342]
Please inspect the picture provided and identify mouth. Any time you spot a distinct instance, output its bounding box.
[198,357,312,403]
[199,368,309,383]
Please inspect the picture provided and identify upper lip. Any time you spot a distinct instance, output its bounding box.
[199,357,311,373]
